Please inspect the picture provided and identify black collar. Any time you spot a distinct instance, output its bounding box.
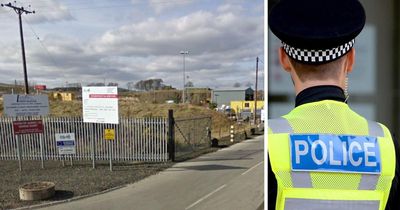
[295,85,346,107]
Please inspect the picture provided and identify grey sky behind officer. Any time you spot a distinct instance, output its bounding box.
[268,0,399,209]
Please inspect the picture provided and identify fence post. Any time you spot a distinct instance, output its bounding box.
[207,127,211,142]
[92,123,96,169]
[208,117,212,142]
[40,133,44,169]
[16,135,22,171]
[168,110,175,161]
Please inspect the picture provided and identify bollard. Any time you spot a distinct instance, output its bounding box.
[230,125,234,142]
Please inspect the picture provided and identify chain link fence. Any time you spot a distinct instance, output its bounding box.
[174,116,212,158]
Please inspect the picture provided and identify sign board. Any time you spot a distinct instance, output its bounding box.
[104,129,115,140]
[3,94,49,117]
[82,86,119,124]
[13,120,44,135]
[55,133,76,155]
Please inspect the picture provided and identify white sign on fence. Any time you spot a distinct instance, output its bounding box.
[82,86,119,124]
[3,94,49,117]
[56,133,76,155]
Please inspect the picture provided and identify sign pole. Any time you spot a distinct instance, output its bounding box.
[104,128,115,171]
[16,135,22,171]
[109,140,113,171]
[39,133,44,169]
[61,156,65,167]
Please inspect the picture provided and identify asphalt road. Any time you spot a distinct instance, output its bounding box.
[40,135,264,210]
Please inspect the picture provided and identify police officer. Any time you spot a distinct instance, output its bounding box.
[268,0,399,209]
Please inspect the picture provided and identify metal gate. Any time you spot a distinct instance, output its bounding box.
[174,116,212,158]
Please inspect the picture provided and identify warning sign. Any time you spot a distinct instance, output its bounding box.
[13,120,44,135]
[104,129,115,140]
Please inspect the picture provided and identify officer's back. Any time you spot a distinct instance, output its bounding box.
[268,0,398,209]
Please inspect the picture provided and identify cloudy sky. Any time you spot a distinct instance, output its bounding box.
[0,0,264,89]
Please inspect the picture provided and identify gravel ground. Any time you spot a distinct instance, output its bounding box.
[0,160,172,210]
[0,131,263,210]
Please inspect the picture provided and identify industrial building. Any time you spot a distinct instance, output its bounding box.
[211,87,254,108]
[230,100,264,114]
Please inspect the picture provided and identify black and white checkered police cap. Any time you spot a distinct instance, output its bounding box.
[269,0,365,64]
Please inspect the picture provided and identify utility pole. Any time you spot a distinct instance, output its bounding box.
[2,2,35,95]
[254,57,259,125]
[180,50,189,103]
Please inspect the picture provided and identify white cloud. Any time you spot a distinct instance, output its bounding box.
[82,6,262,87]
[0,1,263,89]
[93,9,262,58]
[131,0,193,14]
[217,4,244,14]
[24,0,74,24]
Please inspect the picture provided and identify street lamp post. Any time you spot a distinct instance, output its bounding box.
[180,50,189,103]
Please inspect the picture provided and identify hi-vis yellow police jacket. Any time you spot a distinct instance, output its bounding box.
[268,100,395,210]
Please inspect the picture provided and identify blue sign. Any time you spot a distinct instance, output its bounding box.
[55,133,76,155]
[290,134,381,174]
[56,141,75,146]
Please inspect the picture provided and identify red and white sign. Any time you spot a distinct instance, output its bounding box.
[13,120,44,135]
[82,86,119,124]
[89,94,118,98]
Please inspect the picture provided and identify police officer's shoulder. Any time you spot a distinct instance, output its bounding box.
[268,116,292,135]
[378,122,393,138]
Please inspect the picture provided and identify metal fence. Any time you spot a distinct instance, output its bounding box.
[0,116,168,162]
[174,116,212,158]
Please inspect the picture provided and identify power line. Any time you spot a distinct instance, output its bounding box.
[22,16,59,67]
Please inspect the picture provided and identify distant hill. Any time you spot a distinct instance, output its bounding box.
[50,86,130,93]
[0,83,15,87]
[0,83,28,94]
